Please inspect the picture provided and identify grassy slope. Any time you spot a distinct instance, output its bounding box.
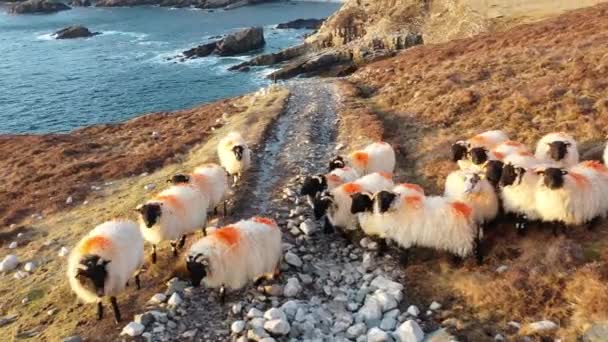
[337,3,608,340]
[0,87,289,342]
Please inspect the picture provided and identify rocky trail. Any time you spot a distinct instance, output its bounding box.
[119,79,452,342]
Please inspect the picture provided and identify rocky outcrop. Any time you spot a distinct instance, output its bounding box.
[54,26,100,39]
[277,18,325,30]
[69,0,90,6]
[94,0,272,8]
[229,43,310,71]
[94,0,157,6]
[267,49,353,80]
[10,0,71,14]
[181,27,265,60]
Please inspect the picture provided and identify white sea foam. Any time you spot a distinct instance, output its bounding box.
[36,33,55,41]
[102,31,149,41]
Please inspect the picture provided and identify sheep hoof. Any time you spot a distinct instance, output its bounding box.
[323,218,334,234]
[135,274,141,290]
[97,302,103,320]
[219,285,226,304]
[110,296,121,324]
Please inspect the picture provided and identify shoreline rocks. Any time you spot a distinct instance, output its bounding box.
[181,27,265,60]
[54,26,100,39]
[10,0,71,14]
[277,18,325,30]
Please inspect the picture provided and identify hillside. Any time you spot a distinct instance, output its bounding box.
[338,3,608,339]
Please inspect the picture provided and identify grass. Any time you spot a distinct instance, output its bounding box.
[0,86,289,342]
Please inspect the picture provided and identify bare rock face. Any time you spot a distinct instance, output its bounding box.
[277,18,325,30]
[54,26,100,39]
[69,0,91,6]
[181,27,265,60]
[10,0,71,14]
[94,0,159,7]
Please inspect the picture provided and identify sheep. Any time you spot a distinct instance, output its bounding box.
[349,142,396,176]
[136,184,208,263]
[535,132,579,168]
[169,163,229,216]
[604,140,608,166]
[491,140,530,161]
[185,217,282,303]
[218,132,251,185]
[300,166,359,208]
[535,161,608,233]
[329,155,346,171]
[444,169,499,231]
[314,172,394,234]
[67,220,144,323]
[451,130,509,162]
[376,191,481,264]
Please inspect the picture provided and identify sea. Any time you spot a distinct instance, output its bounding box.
[0,2,340,133]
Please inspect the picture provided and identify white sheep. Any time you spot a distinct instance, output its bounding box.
[444,169,499,228]
[136,184,208,263]
[67,220,144,323]
[378,191,481,263]
[186,217,282,303]
[491,140,531,161]
[218,131,251,185]
[535,132,579,168]
[169,163,229,216]
[604,140,608,167]
[349,142,396,176]
[451,130,509,162]
[300,166,359,207]
[314,172,394,233]
[535,161,608,232]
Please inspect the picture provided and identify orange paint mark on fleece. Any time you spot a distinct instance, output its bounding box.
[493,152,505,160]
[450,201,473,219]
[213,226,241,246]
[155,195,185,213]
[469,135,488,146]
[581,161,608,174]
[399,183,424,195]
[404,196,423,209]
[378,172,393,180]
[517,151,533,157]
[568,172,590,186]
[326,174,342,184]
[504,140,522,147]
[352,152,369,166]
[342,183,363,194]
[79,236,112,254]
[253,217,277,228]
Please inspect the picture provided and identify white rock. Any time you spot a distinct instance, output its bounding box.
[299,219,317,236]
[8,242,17,249]
[167,293,183,307]
[406,305,420,317]
[148,293,167,304]
[259,338,276,342]
[496,265,508,273]
[121,322,145,337]
[151,131,160,139]
[507,321,521,330]
[248,327,269,341]
[374,290,398,312]
[495,334,505,341]
[247,308,263,319]
[144,183,156,191]
[285,252,303,268]
[14,270,28,279]
[368,327,392,342]
[284,277,302,297]
[0,255,19,272]
[280,300,299,319]
[429,301,442,311]
[231,320,246,334]
[527,320,558,333]
[380,316,397,331]
[23,262,36,272]
[347,322,368,339]
[358,297,382,325]
[66,196,73,204]
[264,308,287,321]
[370,276,403,302]
[232,303,243,315]
[264,319,290,335]
[58,247,70,257]
[395,320,424,342]
[16,233,23,238]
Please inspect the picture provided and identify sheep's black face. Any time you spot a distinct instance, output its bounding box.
[186,254,208,287]
[351,193,373,214]
[548,141,569,161]
[485,160,504,187]
[500,164,518,187]
[469,147,489,165]
[168,173,190,184]
[300,175,327,197]
[232,145,244,161]
[76,254,109,297]
[451,143,468,162]
[313,192,333,220]
[137,203,162,228]
[375,191,397,213]
[329,156,345,171]
[542,168,567,189]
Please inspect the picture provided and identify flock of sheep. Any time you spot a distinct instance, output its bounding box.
[66,127,608,326]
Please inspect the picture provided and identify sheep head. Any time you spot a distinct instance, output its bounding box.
[328,155,345,171]
[374,190,397,213]
[548,141,571,161]
[313,191,334,220]
[136,203,163,228]
[76,254,110,297]
[538,168,567,189]
[186,253,208,287]
[451,141,468,162]
[232,145,245,161]
[168,173,190,184]
[300,175,327,197]
[350,192,373,214]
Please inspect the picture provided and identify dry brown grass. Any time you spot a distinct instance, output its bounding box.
[335,4,608,339]
[0,87,289,342]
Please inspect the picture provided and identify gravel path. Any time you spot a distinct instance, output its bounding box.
[121,80,453,342]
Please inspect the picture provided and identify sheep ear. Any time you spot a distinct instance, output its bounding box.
[535,170,545,175]
[561,170,569,175]
[134,204,144,213]
[565,142,572,147]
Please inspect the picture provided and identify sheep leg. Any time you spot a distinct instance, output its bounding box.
[474,237,483,266]
[399,249,410,265]
[586,217,600,231]
[515,215,527,236]
[97,302,103,320]
[223,200,228,217]
[552,221,560,237]
[323,216,334,234]
[214,207,218,216]
[110,296,121,323]
[178,235,187,249]
[151,245,157,264]
[170,241,178,256]
[376,238,387,257]
[135,274,141,290]
[202,226,207,236]
[219,285,226,304]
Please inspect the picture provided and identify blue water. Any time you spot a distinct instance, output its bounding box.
[0,3,340,133]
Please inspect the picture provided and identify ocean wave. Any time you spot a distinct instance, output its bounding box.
[102,31,149,41]
[35,33,54,41]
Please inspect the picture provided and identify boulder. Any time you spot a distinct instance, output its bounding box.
[10,0,71,14]
[54,26,100,39]
[183,41,219,59]
[267,49,351,80]
[94,0,160,7]
[69,0,91,6]
[216,27,265,56]
[277,18,325,30]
